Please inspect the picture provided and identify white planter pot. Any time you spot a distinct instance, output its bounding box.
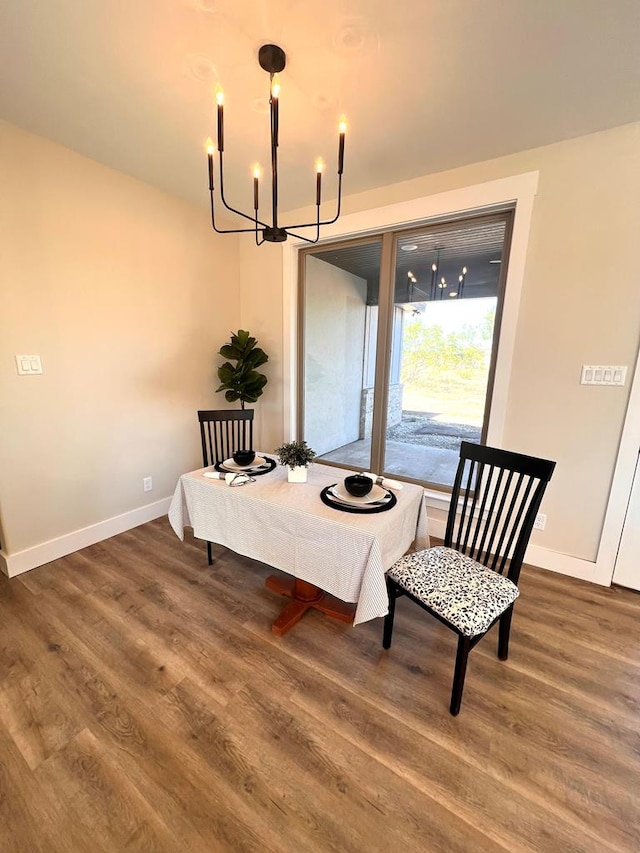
[287,465,308,483]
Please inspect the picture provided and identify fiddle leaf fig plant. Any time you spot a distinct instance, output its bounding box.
[216,329,269,409]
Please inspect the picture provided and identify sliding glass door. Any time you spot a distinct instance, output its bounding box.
[298,211,513,488]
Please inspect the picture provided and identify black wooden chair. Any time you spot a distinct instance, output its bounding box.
[383,441,555,715]
[197,409,254,565]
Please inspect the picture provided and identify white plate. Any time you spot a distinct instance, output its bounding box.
[331,482,388,504]
[222,455,267,472]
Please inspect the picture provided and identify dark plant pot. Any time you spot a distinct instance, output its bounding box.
[233,450,256,466]
[344,474,373,497]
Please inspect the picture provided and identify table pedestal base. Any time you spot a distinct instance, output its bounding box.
[265,575,355,636]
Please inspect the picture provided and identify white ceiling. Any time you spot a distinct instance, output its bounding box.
[1,0,639,217]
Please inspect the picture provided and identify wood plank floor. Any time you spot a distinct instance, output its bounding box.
[1,518,639,852]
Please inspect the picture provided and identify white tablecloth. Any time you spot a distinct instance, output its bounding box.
[168,460,429,626]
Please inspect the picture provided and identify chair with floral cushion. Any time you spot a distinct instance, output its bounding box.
[383,441,555,715]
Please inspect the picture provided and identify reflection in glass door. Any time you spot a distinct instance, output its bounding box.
[300,239,382,470]
[383,216,509,487]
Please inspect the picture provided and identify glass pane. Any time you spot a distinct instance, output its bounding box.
[302,240,382,469]
[383,218,507,487]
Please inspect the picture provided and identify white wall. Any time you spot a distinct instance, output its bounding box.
[238,122,640,572]
[0,122,240,574]
[303,256,367,455]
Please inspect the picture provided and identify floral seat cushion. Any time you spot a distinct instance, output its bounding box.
[388,546,519,638]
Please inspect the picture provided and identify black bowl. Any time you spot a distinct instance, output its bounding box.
[344,474,373,497]
[232,449,256,466]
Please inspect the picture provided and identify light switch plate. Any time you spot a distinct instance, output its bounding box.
[580,365,626,386]
[15,354,43,375]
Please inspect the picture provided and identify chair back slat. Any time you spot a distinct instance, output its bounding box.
[453,459,473,552]
[458,460,480,554]
[197,409,255,466]
[445,441,555,584]
[469,462,493,561]
[487,469,519,571]
[490,471,524,572]
[494,474,534,574]
[473,465,505,565]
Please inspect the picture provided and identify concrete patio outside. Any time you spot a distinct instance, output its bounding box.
[319,411,481,487]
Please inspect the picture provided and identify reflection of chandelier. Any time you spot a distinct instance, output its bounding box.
[429,250,468,299]
[206,44,347,246]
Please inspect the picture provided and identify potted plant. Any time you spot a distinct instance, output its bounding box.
[216,329,269,409]
[275,440,316,483]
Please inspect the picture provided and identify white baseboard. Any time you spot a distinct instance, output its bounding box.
[425,515,601,585]
[0,497,172,578]
[0,496,603,588]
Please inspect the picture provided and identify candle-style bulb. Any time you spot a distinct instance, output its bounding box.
[337,115,346,175]
[315,158,324,205]
[432,262,437,272]
[215,84,225,152]
[271,75,280,147]
[206,138,215,190]
[252,164,261,211]
[462,266,467,275]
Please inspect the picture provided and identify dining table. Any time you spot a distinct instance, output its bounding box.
[168,457,429,636]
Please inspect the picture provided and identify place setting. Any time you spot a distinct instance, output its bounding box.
[203,449,277,482]
[321,473,400,514]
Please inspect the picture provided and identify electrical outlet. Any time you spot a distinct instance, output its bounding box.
[533,513,546,531]
[143,477,153,492]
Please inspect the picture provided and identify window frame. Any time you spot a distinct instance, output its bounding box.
[296,210,514,488]
[282,171,539,497]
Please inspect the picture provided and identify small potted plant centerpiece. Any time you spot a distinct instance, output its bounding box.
[275,440,316,483]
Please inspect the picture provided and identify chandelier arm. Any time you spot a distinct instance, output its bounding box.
[210,223,271,235]
[254,213,265,246]
[282,202,321,244]
[217,191,268,228]
[281,175,343,231]
[218,153,269,228]
[209,194,269,234]
[283,228,320,244]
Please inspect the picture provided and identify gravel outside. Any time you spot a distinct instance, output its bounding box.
[386,411,481,451]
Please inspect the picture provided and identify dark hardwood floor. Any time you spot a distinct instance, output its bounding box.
[0,517,638,852]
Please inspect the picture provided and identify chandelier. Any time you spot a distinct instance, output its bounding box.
[429,255,468,300]
[406,250,469,303]
[206,44,346,245]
